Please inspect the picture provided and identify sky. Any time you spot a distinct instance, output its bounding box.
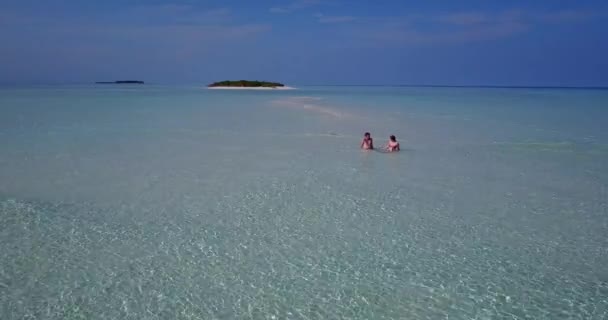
[0,0,607,86]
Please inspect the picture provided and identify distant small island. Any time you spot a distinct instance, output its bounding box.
[208,80,287,88]
[96,80,144,84]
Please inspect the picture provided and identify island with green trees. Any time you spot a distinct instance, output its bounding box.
[96,80,144,84]
[208,80,287,88]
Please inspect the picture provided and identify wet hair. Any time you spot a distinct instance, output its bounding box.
[364,132,371,137]
[390,135,396,141]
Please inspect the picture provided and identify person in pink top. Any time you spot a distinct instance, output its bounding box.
[386,135,400,152]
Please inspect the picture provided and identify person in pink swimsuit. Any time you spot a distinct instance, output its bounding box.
[386,135,400,152]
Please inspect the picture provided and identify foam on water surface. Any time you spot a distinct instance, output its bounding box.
[1,85,607,319]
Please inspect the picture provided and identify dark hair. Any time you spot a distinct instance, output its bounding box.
[364,132,370,137]
[390,135,396,141]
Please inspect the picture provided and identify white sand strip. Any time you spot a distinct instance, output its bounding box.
[270,97,349,118]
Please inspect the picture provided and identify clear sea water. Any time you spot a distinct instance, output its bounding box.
[1,85,607,319]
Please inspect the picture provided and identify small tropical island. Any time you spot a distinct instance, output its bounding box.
[96,80,144,84]
[207,80,293,89]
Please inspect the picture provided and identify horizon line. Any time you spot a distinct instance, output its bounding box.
[0,82,607,90]
[300,84,608,90]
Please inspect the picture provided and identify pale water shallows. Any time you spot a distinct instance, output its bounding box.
[1,85,607,319]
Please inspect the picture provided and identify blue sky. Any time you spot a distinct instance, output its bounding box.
[1,0,607,86]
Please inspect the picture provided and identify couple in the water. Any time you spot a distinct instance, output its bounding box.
[360,132,400,152]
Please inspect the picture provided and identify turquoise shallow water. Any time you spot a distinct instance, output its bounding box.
[1,85,607,319]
